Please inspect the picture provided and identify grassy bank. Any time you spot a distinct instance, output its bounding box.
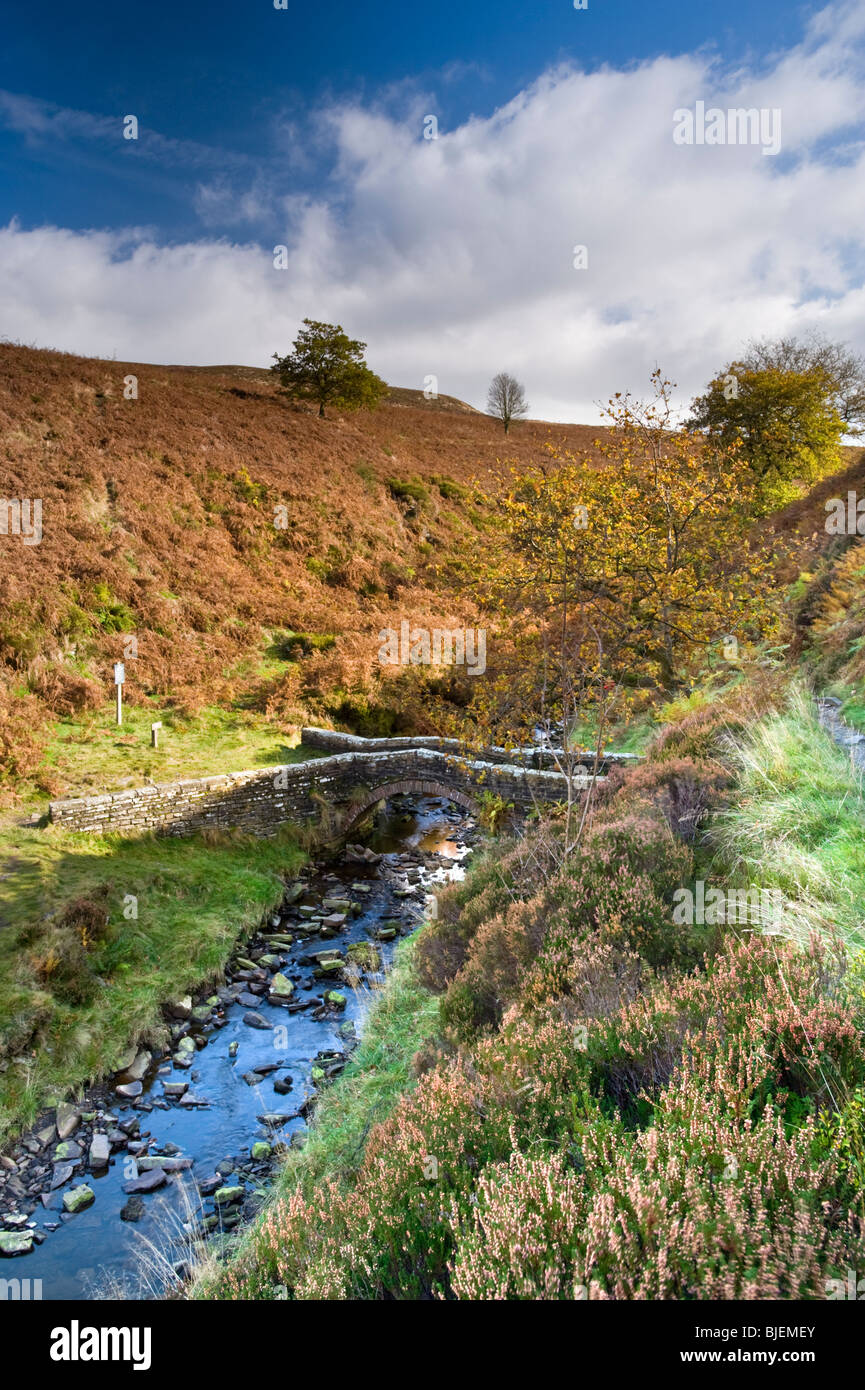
[0,819,305,1144]
[710,685,865,951]
[18,696,322,807]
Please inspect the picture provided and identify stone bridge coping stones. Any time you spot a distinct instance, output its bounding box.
[299,726,640,770]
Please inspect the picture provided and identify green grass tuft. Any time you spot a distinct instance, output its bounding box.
[710,684,865,951]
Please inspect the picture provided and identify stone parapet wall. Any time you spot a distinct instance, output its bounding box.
[299,726,639,772]
[48,745,579,839]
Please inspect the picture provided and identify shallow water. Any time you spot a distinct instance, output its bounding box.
[12,797,469,1300]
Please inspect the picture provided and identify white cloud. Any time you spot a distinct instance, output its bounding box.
[2,1,865,421]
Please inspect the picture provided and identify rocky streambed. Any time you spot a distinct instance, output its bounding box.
[816,695,865,769]
[0,795,476,1298]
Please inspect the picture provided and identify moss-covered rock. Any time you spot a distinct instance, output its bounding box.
[63,1184,95,1214]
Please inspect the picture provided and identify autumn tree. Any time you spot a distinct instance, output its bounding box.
[487,372,529,434]
[272,319,386,418]
[744,334,865,436]
[457,373,778,852]
[688,349,846,511]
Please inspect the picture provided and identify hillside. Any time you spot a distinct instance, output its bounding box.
[4,345,865,1309]
[162,369,484,415]
[0,344,605,798]
[3,342,864,804]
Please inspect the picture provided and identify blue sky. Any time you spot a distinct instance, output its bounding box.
[0,0,812,237]
[1,0,864,420]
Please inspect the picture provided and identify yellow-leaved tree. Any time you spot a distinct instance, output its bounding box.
[453,372,780,852]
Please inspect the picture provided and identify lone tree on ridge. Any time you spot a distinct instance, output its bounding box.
[487,372,529,434]
[272,319,387,418]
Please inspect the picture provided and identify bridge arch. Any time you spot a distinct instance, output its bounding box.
[339,778,481,834]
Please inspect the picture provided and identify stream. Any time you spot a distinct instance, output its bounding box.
[0,794,475,1300]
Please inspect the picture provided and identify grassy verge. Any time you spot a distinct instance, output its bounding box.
[0,819,305,1144]
[23,699,322,807]
[710,684,865,952]
[194,936,440,1298]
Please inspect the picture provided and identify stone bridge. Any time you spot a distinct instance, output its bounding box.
[48,728,639,840]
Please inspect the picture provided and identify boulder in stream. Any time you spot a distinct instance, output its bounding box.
[267,973,294,1002]
[120,1197,145,1223]
[115,1081,143,1100]
[89,1134,111,1170]
[242,1011,272,1030]
[123,1169,167,1194]
[50,1162,75,1190]
[54,1139,82,1162]
[124,1049,152,1081]
[214,1185,244,1206]
[62,1184,95,1214]
[0,1231,33,1257]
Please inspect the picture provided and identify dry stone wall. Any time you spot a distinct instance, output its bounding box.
[299,726,639,772]
[48,738,582,839]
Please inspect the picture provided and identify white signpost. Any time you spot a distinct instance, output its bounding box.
[114,662,125,726]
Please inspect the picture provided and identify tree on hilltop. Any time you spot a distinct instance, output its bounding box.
[744,334,865,436]
[272,319,386,418]
[487,372,529,434]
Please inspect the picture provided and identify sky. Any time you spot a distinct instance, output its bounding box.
[1,0,864,421]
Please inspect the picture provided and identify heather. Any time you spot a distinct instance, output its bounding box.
[205,725,865,1300]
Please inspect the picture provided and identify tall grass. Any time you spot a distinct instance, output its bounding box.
[89,1175,209,1301]
[710,684,865,952]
